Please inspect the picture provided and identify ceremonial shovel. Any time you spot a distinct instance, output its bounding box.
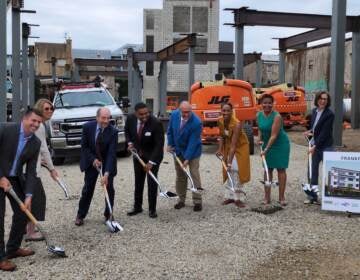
[41,163,78,200]
[215,154,245,195]
[7,187,66,257]
[130,149,177,198]
[302,135,319,201]
[95,166,123,233]
[259,145,272,188]
[170,151,203,193]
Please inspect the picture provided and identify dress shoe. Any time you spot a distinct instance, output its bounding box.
[149,211,158,218]
[127,209,143,216]
[234,200,246,208]
[174,202,185,210]
[0,260,16,271]
[222,199,235,205]
[75,216,84,226]
[6,248,35,259]
[193,204,202,212]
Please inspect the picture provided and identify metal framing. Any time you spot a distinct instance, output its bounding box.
[0,0,7,122]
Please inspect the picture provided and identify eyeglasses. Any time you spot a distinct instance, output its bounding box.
[44,107,54,111]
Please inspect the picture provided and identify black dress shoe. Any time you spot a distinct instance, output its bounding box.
[127,209,143,216]
[174,202,185,209]
[149,211,158,218]
[75,216,84,226]
[193,204,202,212]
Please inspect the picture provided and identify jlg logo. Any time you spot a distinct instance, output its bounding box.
[208,95,230,104]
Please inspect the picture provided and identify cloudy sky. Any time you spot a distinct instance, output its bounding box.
[5,0,360,54]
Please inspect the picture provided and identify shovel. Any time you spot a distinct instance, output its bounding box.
[302,135,319,201]
[41,163,78,200]
[7,187,66,258]
[96,166,123,233]
[130,149,177,199]
[170,151,203,193]
[259,145,272,188]
[215,153,246,195]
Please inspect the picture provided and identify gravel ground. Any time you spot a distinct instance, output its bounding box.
[3,139,360,279]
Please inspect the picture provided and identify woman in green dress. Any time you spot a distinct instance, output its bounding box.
[257,94,290,206]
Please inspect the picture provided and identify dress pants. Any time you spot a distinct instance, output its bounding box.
[31,177,46,221]
[174,157,202,205]
[77,166,115,219]
[133,158,159,212]
[310,147,334,186]
[0,177,28,260]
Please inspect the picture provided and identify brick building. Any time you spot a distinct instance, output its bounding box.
[143,0,219,113]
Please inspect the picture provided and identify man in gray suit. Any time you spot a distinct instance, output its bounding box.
[0,109,42,271]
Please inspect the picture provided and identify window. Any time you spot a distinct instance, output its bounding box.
[173,6,190,32]
[195,38,208,53]
[146,61,154,76]
[146,36,154,52]
[192,7,208,33]
[146,12,154,30]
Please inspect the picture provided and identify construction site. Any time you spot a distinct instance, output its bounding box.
[1,0,360,279]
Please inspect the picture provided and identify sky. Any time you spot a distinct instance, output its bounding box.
[5,0,360,54]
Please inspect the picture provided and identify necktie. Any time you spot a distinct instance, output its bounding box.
[138,122,144,140]
[96,128,103,161]
[180,119,186,130]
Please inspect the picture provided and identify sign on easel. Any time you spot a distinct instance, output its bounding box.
[322,152,360,213]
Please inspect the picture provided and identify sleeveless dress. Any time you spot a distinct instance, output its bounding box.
[257,111,290,169]
[218,116,251,184]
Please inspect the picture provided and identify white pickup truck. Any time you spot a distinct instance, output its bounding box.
[48,81,127,165]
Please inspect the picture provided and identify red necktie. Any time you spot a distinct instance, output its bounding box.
[137,122,144,140]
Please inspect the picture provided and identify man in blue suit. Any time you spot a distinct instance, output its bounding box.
[167,101,203,211]
[75,107,118,226]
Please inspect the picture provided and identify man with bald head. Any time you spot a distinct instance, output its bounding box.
[167,101,203,211]
[75,107,118,226]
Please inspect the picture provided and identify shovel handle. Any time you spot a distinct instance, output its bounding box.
[8,188,38,225]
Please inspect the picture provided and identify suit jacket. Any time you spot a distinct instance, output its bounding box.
[310,107,334,151]
[80,120,117,176]
[125,114,164,164]
[167,109,202,160]
[0,122,41,195]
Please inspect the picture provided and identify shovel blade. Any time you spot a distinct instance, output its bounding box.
[106,220,123,233]
[47,245,67,258]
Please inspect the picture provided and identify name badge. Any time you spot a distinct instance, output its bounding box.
[145,132,151,136]
[224,130,229,136]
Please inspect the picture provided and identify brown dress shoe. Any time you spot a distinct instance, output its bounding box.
[0,259,16,271]
[7,248,35,259]
[222,199,235,205]
[75,216,84,226]
[174,202,185,209]
[234,200,246,208]
[193,204,202,212]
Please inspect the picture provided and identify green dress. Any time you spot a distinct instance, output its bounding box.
[257,111,290,169]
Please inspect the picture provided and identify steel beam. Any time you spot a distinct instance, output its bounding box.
[329,0,346,146]
[351,28,360,129]
[73,58,127,68]
[280,29,332,49]
[225,7,356,29]
[22,23,30,107]
[28,46,35,107]
[78,70,128,78]
[279,50,286,83]
[234,25,244,79]
[127,48,134,112]
[157,33,197,61]
[12,7,21,122]
[0,0,7,122]
[158,61,167,117]
[188,46,195,95]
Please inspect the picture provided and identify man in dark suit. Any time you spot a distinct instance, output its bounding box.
[0,109,42,271]
[125,102,164,218]
[75,107,118,226]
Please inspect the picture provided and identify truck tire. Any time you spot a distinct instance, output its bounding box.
[53,157,65,166]
[244,124,254,155]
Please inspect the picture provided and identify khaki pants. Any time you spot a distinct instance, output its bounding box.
[174,157,202,205]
